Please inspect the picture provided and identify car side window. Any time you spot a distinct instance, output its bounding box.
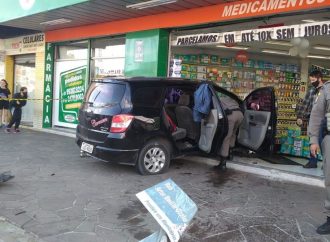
[246,89,272,112]
[165,88,184,104]
[132,87,164,108]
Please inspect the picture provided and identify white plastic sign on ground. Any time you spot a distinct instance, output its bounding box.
[137,179,197,242]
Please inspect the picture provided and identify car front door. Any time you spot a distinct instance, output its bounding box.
[237,87,277,153]
[202,84,238,155]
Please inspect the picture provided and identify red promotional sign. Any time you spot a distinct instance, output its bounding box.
[236,50,249,63]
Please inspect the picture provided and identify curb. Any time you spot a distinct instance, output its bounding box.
[25,127,325,188]
[22,126,75,138]
[184,156,324,188]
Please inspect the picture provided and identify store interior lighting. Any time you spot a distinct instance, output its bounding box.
[301,19,317,23]
[313,45,330,51]
[40,18,72,26]
[307,54,330,59]
[261,49,289,55]
[126,0,177,9]
[265,41,292,46]
[217,45,249,50]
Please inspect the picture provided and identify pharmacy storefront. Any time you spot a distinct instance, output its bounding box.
[168,9,330,160]
[43,37,126,129]
[4,33,45,127]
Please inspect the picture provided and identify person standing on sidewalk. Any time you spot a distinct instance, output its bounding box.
[0,79,11,128]
[296,70,324,168]
[5,87,28,133]
[308,79,330,234]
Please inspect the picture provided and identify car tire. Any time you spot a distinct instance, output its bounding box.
[136,139,171,175]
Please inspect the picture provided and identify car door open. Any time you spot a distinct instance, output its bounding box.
[237,87,277,153]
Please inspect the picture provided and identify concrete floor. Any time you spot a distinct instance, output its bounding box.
[0,129,329,242]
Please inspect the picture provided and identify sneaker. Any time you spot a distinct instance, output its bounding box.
[4,128,11,133]
[13,129,20,133]
[317,217,330,234]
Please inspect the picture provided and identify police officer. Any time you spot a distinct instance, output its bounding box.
[214,96,244,170]
[308,79,330,234]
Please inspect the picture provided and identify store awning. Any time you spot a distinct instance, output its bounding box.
[0,0,226,38]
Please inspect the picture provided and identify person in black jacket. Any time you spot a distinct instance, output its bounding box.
[5,87,28,133]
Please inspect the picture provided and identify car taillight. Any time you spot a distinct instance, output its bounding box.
[110,114,134,133]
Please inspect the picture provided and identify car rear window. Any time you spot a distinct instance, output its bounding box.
[84,82,126,107]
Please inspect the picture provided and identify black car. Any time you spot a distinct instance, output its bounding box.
[76,77,277,175]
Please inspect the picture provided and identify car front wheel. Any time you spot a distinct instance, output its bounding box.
[136,140,171,175]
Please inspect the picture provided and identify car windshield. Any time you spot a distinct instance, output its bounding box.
[84,82,125,108]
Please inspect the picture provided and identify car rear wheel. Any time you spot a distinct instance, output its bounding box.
[136,140,171,175]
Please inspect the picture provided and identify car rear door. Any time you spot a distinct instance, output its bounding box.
[78,80,131,141]
[237,87,277,153]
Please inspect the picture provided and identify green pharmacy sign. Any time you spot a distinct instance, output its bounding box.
[59,66,87,124]
[0,0,89,22]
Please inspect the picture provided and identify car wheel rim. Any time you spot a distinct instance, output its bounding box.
[144,147,166,173]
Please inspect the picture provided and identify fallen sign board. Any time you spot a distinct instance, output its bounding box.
[136,179,197,242]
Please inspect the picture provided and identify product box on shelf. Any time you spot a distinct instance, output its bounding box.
[197,66,207,73]
[190,55,199,64]
[181,64,190,72]
[220,58,231,67]
[200,54,210,64]
[189,65,197,73]
[180,71,190,78]
[210,55,219,64]
[197,73,206,80]
[190,73,198,79]
[287,127,301,138]
[280,144,292,154]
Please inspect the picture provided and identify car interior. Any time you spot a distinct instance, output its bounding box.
[163,87,220,153]
[163,86,274,154]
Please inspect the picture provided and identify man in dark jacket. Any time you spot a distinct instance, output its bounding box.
[5,87,28,133]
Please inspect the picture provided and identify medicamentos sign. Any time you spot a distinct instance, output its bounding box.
[59,66,86,124]
[220,0,328,19]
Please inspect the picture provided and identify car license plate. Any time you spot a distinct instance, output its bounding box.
[81,142,94,154]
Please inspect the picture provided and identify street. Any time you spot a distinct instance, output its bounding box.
[0,130,329,242]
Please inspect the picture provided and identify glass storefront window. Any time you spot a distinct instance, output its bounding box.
[56,41,88,60]
[91,37,125,78]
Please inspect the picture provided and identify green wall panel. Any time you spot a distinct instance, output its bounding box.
[125,29,169,77]
[0,0,89,22]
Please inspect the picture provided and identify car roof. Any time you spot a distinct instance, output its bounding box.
[93,76,242,101]
[93,76,200,85]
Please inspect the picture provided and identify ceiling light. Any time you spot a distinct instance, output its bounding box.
[313,45,330,51]
[40,18,72,26]
[217,45,249,50]
[301,19,317,23]
[261,49,289,55]
[265,41,292,46]
[127,0,177,9]
[307,55,330,59]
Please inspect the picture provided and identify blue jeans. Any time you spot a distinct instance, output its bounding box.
[309,119,326,165]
